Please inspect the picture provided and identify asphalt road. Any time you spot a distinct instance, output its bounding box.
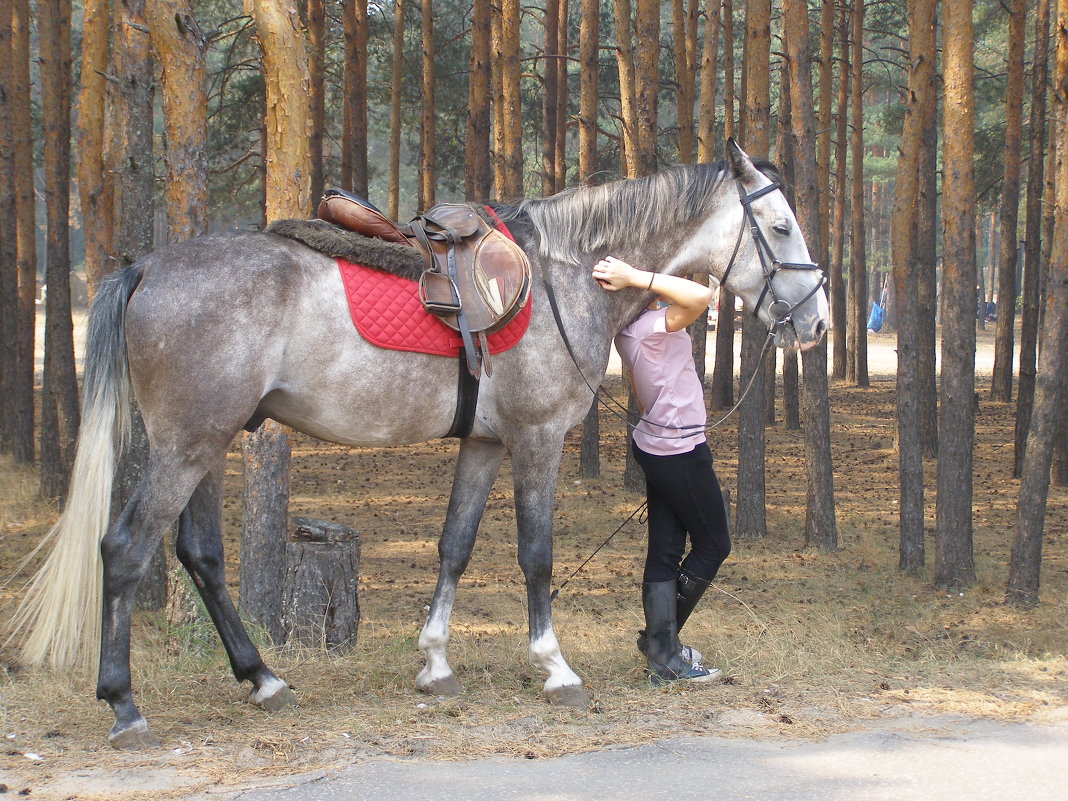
[193,709,1068,801]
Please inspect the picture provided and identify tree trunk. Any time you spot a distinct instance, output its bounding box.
[542,0,561,195]
[499,0,523,197]
[307,0,326,213]
[830,2,849,380]
[108,0,161,608]
[696,0,720,163]
[38,0,80,500]
[783,0,837,550]
[1006,0,1068,605]
[847,0,868,387]
[76,0,113,299]
[0,0,20,461]
[147,0,209,243]
[341,0,369,196]
[889,0,933,574]
[554,0,568,192]
[282,518,361,649]
[936,0,978,589]
[388,0,405,219]
[915,0,939,459]
[817,0,834,278]
[673,0,694,163]
[419,0,436,210]
[243,0,312,640]
[465,0,491,200]
[10,0,34,465]
[613,0,639,178]
[735,0,771,541]
[634,0,659,175]
[578,0,600,479]
[1016,0,1052,477]
[710,0,735,410]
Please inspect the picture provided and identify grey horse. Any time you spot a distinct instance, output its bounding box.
[13,141,828,749]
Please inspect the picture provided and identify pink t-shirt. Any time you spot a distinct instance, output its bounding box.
[614,308,707,456]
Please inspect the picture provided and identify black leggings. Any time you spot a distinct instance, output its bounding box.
[632,440,732,583]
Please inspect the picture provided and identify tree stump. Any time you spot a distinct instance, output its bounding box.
[282,517,360,650]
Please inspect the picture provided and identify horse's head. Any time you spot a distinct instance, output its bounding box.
[716,140,829,352]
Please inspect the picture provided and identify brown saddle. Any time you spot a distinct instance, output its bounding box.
[318,190,531,377]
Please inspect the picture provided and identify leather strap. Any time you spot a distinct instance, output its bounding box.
[445,348,479,438]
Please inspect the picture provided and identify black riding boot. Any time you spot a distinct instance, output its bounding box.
[676,568,712,633]
[637,569,712,660]
[642,581,717,684]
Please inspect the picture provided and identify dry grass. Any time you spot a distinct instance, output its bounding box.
[2,358,1067,799]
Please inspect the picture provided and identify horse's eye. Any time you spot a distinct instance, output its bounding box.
[772,221,791,235]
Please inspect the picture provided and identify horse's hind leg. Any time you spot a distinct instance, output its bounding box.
[97,459,208,749]
[174,463,293,712]
[510,438,589,707]
[417,438,506,695]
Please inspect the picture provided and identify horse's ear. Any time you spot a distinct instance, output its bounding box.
[726,138,758,181]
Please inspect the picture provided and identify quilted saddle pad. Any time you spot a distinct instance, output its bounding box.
[338,257,532,357]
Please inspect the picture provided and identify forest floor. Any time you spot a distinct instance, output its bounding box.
[1,315,1066,800]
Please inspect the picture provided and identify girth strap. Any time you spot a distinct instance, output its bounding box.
[445,348,480,438]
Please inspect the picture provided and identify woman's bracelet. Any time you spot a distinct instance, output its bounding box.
[647,272,655,291]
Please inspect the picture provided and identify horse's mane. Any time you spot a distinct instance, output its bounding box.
[516,160,782,266]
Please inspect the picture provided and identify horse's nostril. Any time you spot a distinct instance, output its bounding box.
[815,320,828,337]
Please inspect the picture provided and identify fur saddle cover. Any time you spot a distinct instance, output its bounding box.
[266,218,425,280]
[264,218,531,358]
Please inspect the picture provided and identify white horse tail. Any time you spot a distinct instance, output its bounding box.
[10,263,144,673]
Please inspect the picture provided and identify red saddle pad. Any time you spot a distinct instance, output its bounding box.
[337,258,531,357]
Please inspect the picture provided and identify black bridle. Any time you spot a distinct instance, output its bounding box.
[719,179,825,344]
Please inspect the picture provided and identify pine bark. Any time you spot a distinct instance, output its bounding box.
[388,0,405,218]
[0,0,19,458]
[578,0,600,479]
[341,0,369,196]
[147,0,209,243]
[242,0,312,641]
[673,0,694,162]
[830,3,849,380]
[38,0,80,499]
[1006,0,1068,605]
[710,0,736,410]
[634,0,659,175]
[76,0,113,298]
[554,0,568,192]
[1016,0,1052,476]
[936,0,978,589]
[542,0,561,196]
[498,0,523,197]
[735,0,771,541]
[614,0,640,178]
[783,0,837,550]
[465,0,491,200]
[696,1,720,163]
[991,0,1027,401]
[419,0,436,210]
[308,0,326,212]
[846,0,868,387]
[889,0,932,574]
[10,0,34,464]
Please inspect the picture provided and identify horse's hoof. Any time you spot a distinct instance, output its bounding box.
[250,678,296,711]
[418,674,462,697]
[546,684,590,708]
[108,719,160,750]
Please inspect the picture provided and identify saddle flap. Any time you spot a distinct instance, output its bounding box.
[472,231,530,323]
[318,191,412,245]
[422,203,482,238]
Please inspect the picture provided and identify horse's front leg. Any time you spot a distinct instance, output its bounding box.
[417,437,506,696]
[511,437,589,707]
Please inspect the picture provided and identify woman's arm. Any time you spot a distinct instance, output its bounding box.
[592,256,714,332]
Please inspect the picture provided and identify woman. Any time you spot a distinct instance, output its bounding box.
[593,255,731,684]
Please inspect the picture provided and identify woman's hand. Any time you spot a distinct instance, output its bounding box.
[592,256,645,291]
